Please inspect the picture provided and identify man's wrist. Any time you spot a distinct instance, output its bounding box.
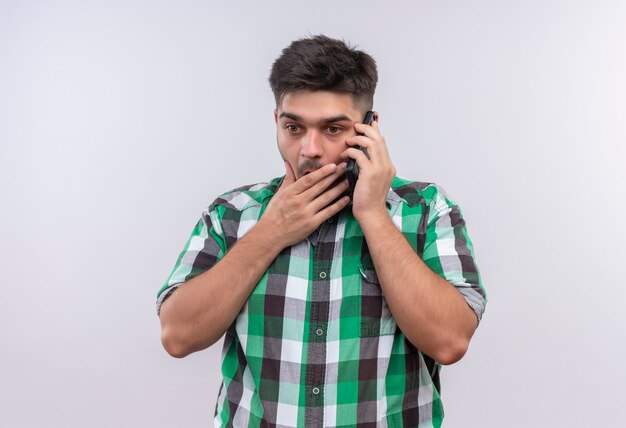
[248,217,288,256]
[353,206,391,230]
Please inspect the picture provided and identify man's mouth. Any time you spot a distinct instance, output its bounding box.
[298,160,323,178]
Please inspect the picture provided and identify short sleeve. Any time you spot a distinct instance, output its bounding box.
[421,189,487,322]
[156,206,227,315]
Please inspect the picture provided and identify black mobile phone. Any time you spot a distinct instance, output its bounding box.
[346,111,377,198]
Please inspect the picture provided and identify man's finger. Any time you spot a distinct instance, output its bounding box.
[291,163,338,194]
[354,121,382,140]
[279,161,296,191]
[300,163,347,201]
[314,194,351,223]
[340,147,370,166]
[344,135,373,148]
[310,178,350,213]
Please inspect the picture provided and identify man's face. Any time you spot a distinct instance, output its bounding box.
[274,91,365,179]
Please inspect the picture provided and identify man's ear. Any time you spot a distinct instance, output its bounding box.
[274,110,278,123]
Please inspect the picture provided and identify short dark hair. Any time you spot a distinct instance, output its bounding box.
[269,35,378,110]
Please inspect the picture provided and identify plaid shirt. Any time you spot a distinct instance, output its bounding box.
[157,176,486,427]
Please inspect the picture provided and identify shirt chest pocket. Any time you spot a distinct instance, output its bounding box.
[359,264,397,337]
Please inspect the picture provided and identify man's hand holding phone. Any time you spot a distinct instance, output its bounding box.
[341,114,396,223]
[260,162,350,249]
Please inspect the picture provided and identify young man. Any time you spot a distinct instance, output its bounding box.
[157,35,486,427]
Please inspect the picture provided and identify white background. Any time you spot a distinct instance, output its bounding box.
[1,1,625,427]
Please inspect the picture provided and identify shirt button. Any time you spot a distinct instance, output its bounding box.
[316,328,324,336]
[319,271,327,279]
[312,387,320,395]
[327,217,333,224]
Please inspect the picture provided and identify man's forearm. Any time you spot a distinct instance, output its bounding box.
[357,210,478,365]
[159,219,284,358]
[159,164,351,358]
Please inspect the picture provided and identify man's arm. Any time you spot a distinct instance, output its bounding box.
[159,162,350,358]
[342,120,479,365]
[357,211,478,365]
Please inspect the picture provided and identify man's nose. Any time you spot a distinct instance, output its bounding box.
[301,130,323,158]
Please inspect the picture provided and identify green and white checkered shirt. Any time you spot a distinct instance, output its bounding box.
[157,176,486,427]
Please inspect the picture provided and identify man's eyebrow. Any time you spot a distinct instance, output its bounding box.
[278,112,353,124]
[278,112,303,122]
[320,115,352,124]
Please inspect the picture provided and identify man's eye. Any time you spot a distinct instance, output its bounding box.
[327,126,342,134]
[286,124,300,133]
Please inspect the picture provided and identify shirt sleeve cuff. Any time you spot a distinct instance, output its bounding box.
[456,286,487,322]
[156,283,182,316]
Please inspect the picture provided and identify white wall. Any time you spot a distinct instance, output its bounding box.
[1,1,625,426]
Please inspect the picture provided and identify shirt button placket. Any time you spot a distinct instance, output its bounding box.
[307,256,329,419]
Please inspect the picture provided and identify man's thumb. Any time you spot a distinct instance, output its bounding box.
[282,162,296,186]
